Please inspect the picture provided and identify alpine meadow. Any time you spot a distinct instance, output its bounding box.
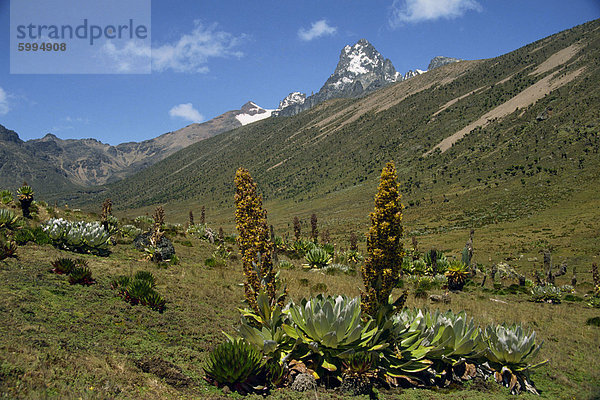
[1,9,600,400]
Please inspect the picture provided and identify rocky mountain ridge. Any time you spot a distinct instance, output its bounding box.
[275,39,458,116]
[0,101,272,191]
[0,38,460,194]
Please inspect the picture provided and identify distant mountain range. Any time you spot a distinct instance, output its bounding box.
[63,18,599,229]
[0,38,459,194]
[274,39,458,116]
[0,101,273,192]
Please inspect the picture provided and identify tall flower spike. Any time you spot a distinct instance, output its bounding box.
[234,168,284,312]
[361,161,405,318]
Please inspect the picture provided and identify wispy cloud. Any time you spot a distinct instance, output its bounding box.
[0,87,9,115]
[100,40,152,73]
[169,103,204,123]
[51,116,90,132]
[298,19,337,41]
[64,116,90,124]
[153,21,245,73]
[389,0,481,27]
[98,21,245,73]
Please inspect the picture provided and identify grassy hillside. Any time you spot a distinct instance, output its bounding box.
[66,20,599,237]
[0,202,599,399]
[55,20,600,281]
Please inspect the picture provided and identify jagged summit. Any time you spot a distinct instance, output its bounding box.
[428,56,461,70]
[323,38,399,95]
[0,124,23,144]
[276,39,429,117]
[277,92,306,111]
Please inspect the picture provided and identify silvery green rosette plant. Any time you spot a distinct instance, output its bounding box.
[483,323,547,394]
[283,294,385,379]
[43,218,111,255]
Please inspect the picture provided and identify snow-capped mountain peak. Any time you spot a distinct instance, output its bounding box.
[342,39,382,75]
[235,101,274,125]
[277,92,306,111]
[322,39,397,94]
[275,40,460,117]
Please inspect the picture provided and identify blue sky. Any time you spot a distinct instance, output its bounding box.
[0,0,598,144]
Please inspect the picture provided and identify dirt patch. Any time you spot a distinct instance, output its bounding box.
[266,157,290,171]
[425,67,586,155]
[136,356,193,388]
[432,67,530,118]
[530,43,580,76]
[433,86,487,117]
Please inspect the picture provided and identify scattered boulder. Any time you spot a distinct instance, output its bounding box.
[133,232,175,261]
[291,373,317,392]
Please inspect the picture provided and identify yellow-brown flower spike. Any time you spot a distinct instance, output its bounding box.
[234,168,283,312]
[361,161,405,318]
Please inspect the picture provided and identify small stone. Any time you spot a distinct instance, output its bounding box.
[291,373,317,392]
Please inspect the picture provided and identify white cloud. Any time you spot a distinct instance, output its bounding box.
[97,21,244,73]
[153,21,245,73]
[0,87,9,115]
[389,0,481,27]
[65,116,89,124]
[100,40,152,73]
[50,116,90,132]
[298,19,337,41]
[169,103,204,123]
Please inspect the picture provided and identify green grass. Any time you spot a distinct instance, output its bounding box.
[1,218,599,399]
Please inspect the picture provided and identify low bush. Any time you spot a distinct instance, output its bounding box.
[111,271,166,312]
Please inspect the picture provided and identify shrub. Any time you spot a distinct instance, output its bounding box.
[445,260,469,291]
[134,215,154,229]
[13,225,50,245]
[141,291,167,312]
[530,285,562,303]
[284,294,380,376]
[278,260,295,269]
[204,257,224,268]
[51,257,79,275]
[484,324,546,369]
[13,228,35,245]
[0,190,13,205]
[16,183,34,219]
[0,208,21,231]
[112,271,165,312]
[586,316,600,327]
[120,224,142,238]
[304,247,332,268]
[339,249,363,265]
[0,234,17,260]
[320,263,355,275]
[203,339,265,394]
[68,265,95,285]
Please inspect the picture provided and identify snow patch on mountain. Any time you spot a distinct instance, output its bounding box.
[277,92,306,110]
[235,101,274,125]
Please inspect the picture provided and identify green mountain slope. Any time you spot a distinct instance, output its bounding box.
[69,20,600,235]
[0,126,82,197]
